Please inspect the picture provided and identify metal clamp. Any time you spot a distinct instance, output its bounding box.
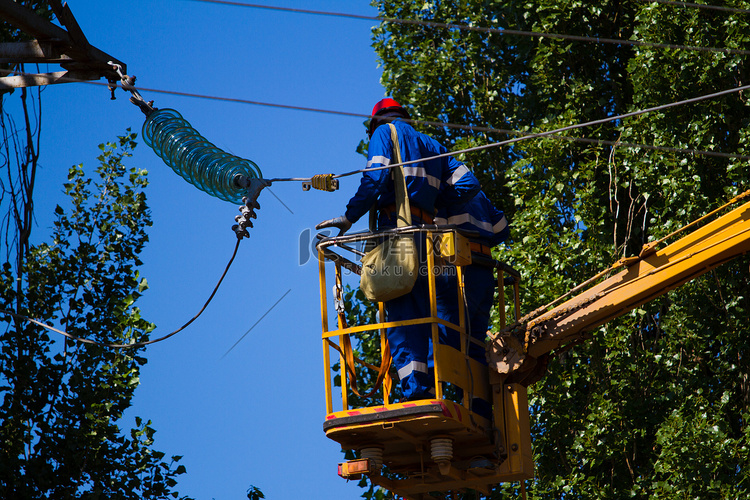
[108,62,155,116]
[232,178,271,239]
[333,284,345,314]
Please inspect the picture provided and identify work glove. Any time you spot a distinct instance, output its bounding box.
[316,215,352,236]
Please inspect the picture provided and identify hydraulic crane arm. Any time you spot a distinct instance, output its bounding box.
[489,193,750,385]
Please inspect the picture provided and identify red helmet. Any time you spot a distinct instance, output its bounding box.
[371,98,403,117]
[368,98,409,136]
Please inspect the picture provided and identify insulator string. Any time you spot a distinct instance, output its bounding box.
[142,108,262,203]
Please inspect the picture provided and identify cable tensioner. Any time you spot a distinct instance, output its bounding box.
[303,173,339,192]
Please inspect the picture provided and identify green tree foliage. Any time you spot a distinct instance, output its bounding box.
[247,484,265,500]
[0,1,51,43]
[0,132,190,499]
[361,1,750,498]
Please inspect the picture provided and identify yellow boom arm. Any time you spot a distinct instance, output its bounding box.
[489,194,750,384]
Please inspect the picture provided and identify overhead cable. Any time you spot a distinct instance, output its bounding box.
[189,0,750,56]
[106,78,750,163]
[645,0,750,14]
[1,67,746,162]
[267,83,750,182]
[0,238,241,349]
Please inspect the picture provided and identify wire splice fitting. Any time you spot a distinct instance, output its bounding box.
[232,178,271,239]
[302,173,339,192]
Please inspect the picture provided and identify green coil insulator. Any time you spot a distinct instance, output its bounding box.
[143,108,262,203]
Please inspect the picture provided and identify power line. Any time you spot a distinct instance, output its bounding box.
[2,68,746,162]
[550,135,750,161]
[0,238,242,349]
[647,0,750,15]
[188,0,750,56]
[81,76,750,163]
[281,83,750,183]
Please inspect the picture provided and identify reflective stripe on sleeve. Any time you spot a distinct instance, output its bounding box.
[493,215,508,233]
[397,360,429,380]
[367,155,391,169]
[447,164,469,186]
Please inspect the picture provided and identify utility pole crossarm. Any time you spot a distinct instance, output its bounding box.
[0,0,125,90]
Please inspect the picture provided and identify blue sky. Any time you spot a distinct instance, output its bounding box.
[30,1,389,498]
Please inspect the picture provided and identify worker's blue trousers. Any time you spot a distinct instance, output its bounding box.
[385,262,433,400]
[434,262,495,418]
[380,215,434,400]
[436,264,495,363]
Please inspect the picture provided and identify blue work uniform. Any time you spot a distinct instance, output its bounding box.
[344,119,478,226]
[434,191,509,415]
[346,119,480,401]
[435,190,509,358]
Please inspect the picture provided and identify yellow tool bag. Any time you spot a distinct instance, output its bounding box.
[360,123,418,302]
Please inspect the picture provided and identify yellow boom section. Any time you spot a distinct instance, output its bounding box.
[489,194,750,383]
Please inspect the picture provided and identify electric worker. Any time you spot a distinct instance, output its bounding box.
[316,98,480,401]
[434,190,509,417]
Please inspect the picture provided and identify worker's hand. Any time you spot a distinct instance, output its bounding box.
[316,215,352,236]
